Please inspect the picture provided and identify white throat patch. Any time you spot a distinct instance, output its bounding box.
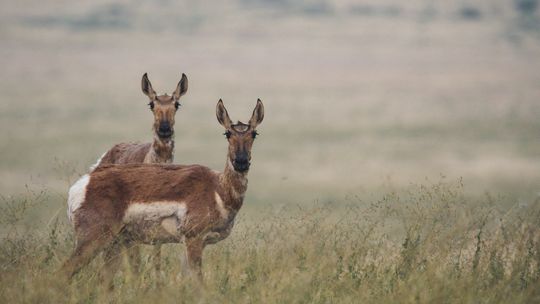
[215,192,229,219]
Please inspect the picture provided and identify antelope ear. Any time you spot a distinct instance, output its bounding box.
[216,99,232,129]
[173,73,188,100]
[141,73,157,100]
[249,99,264,127]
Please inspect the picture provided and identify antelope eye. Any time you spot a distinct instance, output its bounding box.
[174,101,181,109]
[224,130,232,139]
[148,101,154,110]
[251,131,258,139]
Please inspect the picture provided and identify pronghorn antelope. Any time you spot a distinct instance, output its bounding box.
[92,73,188,170]
[89,73,187,273]
[63,99,264,287]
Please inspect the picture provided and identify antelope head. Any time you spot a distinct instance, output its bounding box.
[216,99,264,173]
[141,73,188,141]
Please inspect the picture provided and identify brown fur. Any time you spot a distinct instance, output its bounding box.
[97,142,151,165]
[75,163,240,239]
[61,99,264,286]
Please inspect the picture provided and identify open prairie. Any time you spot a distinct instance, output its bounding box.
[1,0,540,303]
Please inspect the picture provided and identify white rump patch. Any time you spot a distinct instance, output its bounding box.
[215,192,229,219]
[89,152,106,171]
[67,174,90,223]
[124,202,187,226]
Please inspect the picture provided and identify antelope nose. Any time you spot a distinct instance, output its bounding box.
[235,157,248,165]
[233,155,250,172]
[158,122,171,133]
[235,152,249,164]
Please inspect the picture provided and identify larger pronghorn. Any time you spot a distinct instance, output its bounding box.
[63,99,264,286]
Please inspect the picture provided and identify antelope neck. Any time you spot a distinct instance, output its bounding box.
[219,157,248,212]
[151,135,175,162]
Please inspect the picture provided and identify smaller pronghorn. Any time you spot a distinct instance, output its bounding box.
[90,73,187,274]
[92,73,188,170]
[63,99,264,287]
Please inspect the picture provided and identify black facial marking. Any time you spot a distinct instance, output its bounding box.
[251,130,258,139]
[148,101,154,110]
[224,130,232,139]
[174,101,181,109]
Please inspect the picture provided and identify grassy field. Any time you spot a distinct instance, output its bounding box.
[1,180,539,303]
[1,0,540,302]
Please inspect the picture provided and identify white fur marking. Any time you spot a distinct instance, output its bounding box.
[89,152,107,171]
[161,217,179,235]
[67,174,90,223]
[123,202,187,225]
[215,192,229,219]
[230,187,245,200]
[233,124,249,132]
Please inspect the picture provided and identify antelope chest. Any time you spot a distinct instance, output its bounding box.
[122,202,187,244]
[203,211,237,245]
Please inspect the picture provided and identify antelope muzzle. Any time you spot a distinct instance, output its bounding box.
[157,121,173,139]
[233,152,250,172]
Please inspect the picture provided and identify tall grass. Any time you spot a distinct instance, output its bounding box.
[0,179,538,303]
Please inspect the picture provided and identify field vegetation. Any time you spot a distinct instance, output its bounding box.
[1,180,539,302]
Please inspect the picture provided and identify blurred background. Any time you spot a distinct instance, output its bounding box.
[1,0,539,216]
